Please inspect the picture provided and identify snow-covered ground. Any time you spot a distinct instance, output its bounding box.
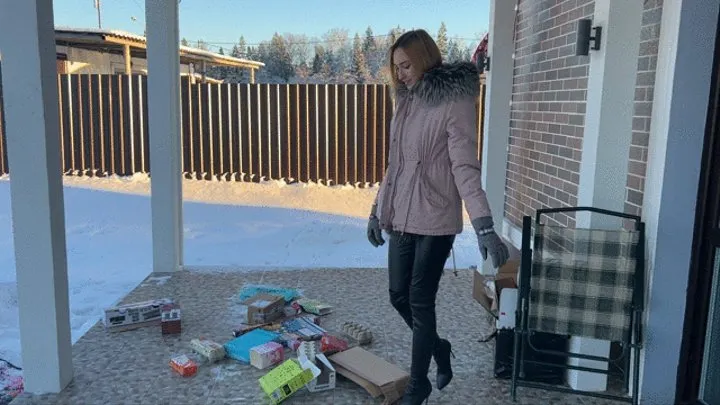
[0,174,479,399]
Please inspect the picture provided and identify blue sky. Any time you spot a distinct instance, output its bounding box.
[52,0,489,50]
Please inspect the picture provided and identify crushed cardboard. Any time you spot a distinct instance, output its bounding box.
[329,347,409,405]
[473,259,520,318]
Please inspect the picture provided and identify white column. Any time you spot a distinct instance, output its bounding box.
[641,0,719,402]
[481,0,515,275]
[572,0,643,392]
[145,0,183,272]
[0,1,73,393]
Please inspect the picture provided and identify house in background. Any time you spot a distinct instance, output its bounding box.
[54,27,264,83]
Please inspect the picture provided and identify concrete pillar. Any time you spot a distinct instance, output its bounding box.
[571,0,644,392]
[481,0,515,275]
[145,0,183,272]
[640,0,719,402]
[0,0,73,393]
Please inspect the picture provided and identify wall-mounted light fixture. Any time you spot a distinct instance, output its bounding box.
[575,19,602,56]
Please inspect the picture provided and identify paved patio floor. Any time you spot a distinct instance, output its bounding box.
[11,268,628,405]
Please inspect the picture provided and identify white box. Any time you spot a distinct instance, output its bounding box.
[496,287,517,330]
[298,348,336,392]
[104,298,173,331]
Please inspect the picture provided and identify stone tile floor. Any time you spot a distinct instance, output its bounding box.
[11,268,629,405]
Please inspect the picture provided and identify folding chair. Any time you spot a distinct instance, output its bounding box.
[511,207,645,405]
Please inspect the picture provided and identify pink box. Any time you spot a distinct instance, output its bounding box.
[250,341,285,370]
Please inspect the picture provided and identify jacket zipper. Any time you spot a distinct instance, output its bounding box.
[389,93,413,235]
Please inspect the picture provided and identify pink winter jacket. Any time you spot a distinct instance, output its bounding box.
[374,62,492,236]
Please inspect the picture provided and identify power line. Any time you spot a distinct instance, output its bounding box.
[185,35,482,50]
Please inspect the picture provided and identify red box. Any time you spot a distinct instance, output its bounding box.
[170,355,197,377]
[320,334,348,354]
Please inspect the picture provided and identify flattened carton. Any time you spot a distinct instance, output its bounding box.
[258,358,320,404]
[104,298,173,332]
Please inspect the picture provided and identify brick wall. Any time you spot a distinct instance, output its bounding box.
[505,0,663,228]
[625,0,663,217]
[505,0,594,228]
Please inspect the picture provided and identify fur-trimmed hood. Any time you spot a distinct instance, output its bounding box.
[396,61,480,106]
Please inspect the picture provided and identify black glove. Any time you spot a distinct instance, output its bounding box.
[367,205,385,247]
[471,216,509,268]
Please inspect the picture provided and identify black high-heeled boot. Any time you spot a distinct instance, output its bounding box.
[434,338,455,390]
[401,376,432,405]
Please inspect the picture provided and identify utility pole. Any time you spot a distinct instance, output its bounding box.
[93,0,102,29]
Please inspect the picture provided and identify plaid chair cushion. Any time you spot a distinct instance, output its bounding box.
[528,224,640,341]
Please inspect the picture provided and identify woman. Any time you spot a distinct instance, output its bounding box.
[367,29,509,404]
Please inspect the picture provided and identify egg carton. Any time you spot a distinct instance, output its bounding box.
[340,321,373,345]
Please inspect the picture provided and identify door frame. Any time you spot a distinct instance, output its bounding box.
[675,5,720,403]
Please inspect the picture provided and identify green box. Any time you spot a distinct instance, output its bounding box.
[258,358,319,404]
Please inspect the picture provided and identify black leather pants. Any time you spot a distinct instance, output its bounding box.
[387,231,455,379]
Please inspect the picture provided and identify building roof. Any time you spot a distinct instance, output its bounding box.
[54,27,264,70]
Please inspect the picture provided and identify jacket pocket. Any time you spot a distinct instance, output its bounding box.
[420,164,451,209]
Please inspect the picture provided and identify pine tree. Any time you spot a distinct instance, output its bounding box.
[268,33,295,82]
[181,38,189,46]
[218,47,225,55]
[352,33,371,83]
[363,26,381,79]
[363,26,376,55]
[237,36,247,56]
[437,22,448,60]
[446,38,462,63]
[388,26,404,46]
[312,45,325,75]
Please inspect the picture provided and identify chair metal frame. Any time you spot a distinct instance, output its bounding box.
[511,207,645,405]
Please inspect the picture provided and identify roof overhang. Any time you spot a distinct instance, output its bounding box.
[54,28,264,70]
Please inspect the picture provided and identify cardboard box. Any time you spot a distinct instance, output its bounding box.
[473,259,520,318]
[169,354,197,377]
[298,343,336,393]
[224,329,280,363]
[296,298,333,316]
[104,298,173,331]
[329,347,409,405]
[161,303,182,335]
[281,316,326,340]
[238,294,285,325]
[250,342,285,370]
[190,338,226,363]
[298,341,335,392]
[258,358,320,404]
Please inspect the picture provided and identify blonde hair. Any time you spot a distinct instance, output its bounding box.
[387,29,443,89]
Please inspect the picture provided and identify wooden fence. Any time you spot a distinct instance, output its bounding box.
[0,73,486,185]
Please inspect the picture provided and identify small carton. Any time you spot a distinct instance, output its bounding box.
[161,303,182,335]
[224,329,280,363]
[190,338,226,364]
[258,358,320,404]
[320,334,348,354]
[281,316,326,340]
[298,345,336,393]
[104,298,173,332]
[169,354,197,377]
[238,294,285,325]
[296,298,333,316]
[250,342,285,370]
